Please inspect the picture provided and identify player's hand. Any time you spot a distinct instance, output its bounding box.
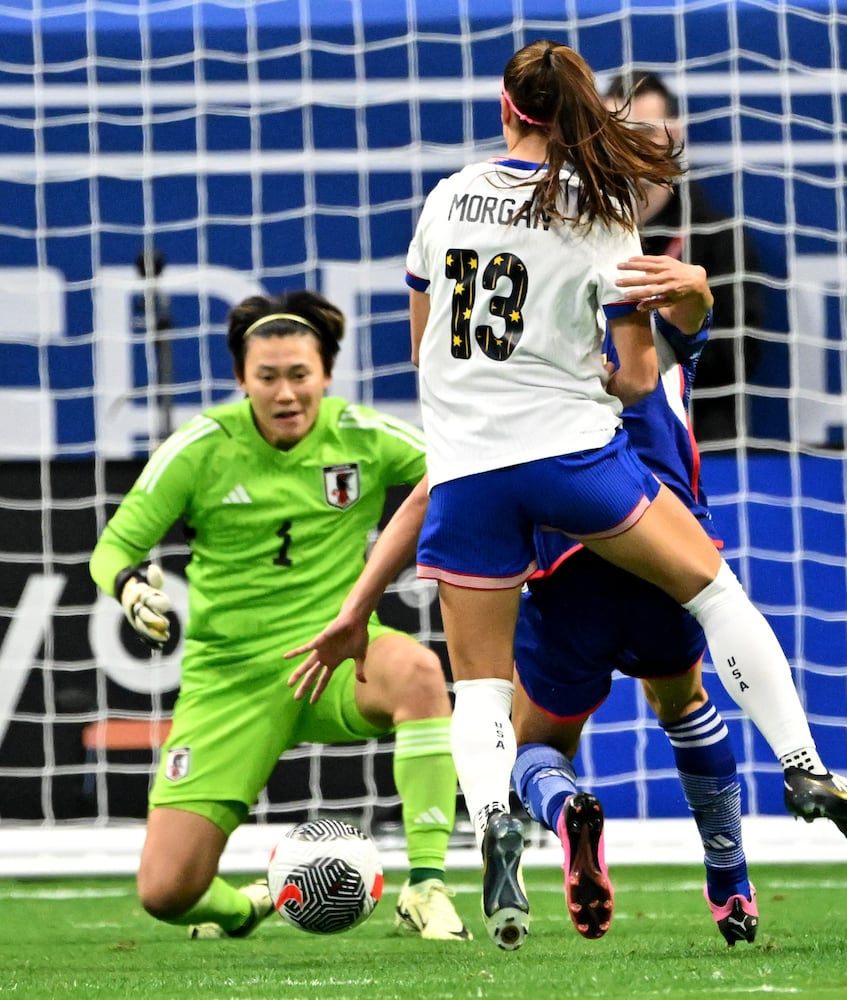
[119,564,171,650]
[615,255,709,310]
[285,613,370,704]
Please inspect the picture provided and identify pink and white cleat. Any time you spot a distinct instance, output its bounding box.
[704,883,758,946]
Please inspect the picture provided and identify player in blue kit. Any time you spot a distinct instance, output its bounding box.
[510,254,756,946]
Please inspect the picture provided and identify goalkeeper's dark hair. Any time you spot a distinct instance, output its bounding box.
[501,40,683,231]
[226,290,345,379]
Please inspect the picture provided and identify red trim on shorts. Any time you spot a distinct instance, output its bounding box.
[570,493,652,541]
[527,538,584,580]
[417,561,537,590]
[525,687,609,725]
[682,366,704,505]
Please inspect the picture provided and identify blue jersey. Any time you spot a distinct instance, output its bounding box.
[532,311,719,577]
[515,310,717,720]
[611,312,717,540]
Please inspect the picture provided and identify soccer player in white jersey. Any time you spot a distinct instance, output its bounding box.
[399,40,847,950]
[289,254,847,950]
[89,290,471,943]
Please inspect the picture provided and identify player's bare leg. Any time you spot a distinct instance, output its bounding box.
[138,806,272,938]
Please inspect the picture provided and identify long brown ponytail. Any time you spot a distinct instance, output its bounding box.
[502,40,684,230]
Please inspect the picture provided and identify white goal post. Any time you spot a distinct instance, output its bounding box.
[1,0,846,876]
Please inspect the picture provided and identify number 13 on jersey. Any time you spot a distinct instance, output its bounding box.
[445,248,528,361]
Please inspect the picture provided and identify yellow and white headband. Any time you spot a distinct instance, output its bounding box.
[242,312,320,339]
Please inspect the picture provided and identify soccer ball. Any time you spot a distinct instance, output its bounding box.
[267,818,384,934]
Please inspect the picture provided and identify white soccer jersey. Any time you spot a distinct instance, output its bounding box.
[406,157,643,488]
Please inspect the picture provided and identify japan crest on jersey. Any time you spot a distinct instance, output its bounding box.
[322,463,360,510]
[165,746,191,781]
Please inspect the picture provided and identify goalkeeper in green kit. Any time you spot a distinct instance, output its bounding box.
[89,289,470,942]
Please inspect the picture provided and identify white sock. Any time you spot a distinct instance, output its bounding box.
[451,678,516,850]
[684,561,826,774]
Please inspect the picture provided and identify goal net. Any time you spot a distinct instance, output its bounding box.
[1,0,846,875]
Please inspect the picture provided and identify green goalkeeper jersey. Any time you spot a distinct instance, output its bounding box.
[90,396,427,667]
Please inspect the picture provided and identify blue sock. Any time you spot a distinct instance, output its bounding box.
[511,743,578,833]
[663,700,750,904]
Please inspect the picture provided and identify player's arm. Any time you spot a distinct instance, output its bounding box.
[615,255,714,334]
[89,441,192,651]
[286,476,430,703]
[605,308,658,407]
[409,288,430,367]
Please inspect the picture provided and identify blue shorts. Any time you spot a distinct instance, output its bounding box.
[417,431,660,587]
[514,548,706,721]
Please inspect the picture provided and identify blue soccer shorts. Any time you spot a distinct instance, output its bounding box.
[417,430,660,588]
[514,547,706,721]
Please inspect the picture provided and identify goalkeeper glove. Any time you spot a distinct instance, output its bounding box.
[115,563,171,651]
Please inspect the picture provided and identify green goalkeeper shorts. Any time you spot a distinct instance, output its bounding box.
[148,617,400,835]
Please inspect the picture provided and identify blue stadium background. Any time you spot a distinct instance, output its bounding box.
[1,0,844,449]
[0,0,845,823]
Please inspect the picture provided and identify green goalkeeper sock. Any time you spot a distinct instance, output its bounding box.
[393,717,456,874]
[167,875,252,932]
[409,867,445,886]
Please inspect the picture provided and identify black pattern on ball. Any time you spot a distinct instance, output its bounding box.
[277,856,368,933]
[268,819,383,934]
[289,819,369,843]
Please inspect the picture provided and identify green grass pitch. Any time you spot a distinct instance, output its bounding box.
[2,864,846,999]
